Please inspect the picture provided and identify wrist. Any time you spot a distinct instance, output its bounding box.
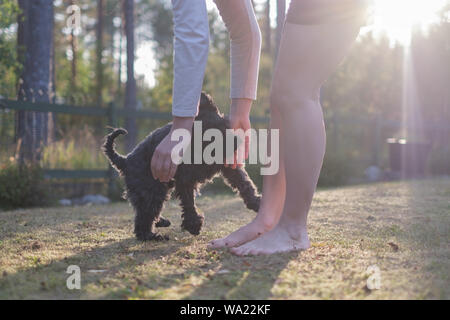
[230,98,252,117]
[171,116,194,132]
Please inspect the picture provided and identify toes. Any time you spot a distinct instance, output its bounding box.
[224,238,240,248]
[231,245,249,256]
[210,238,234,249]
[242,247,255,256]
[222,234,248,248]
[230,247,241,255]
[208,238,226,249]
[231,244,267,256]
[248,248,260,256]
[207,241,217,249]
[210,237,246,249]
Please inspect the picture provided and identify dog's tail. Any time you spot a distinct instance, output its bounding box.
[102,128,128,173]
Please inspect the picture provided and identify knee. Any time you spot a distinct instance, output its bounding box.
[270,87,320,114]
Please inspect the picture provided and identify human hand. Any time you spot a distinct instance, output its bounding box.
[226,98,252,169]
[151,117,194,182]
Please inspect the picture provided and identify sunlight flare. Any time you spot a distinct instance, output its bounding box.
[371,0,447,45]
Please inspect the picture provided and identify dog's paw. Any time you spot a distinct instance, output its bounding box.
[246,196,261,212]
[136,232,169,241]
[153,233,169,241]
[181,215,204,236]
[155,216,171,228]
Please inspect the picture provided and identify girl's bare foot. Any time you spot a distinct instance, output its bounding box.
[230,223,310,256]
[207,218,272,249]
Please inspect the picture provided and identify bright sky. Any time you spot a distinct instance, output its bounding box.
[135,0,448,87]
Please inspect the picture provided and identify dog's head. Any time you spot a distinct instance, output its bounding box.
[194,92,229,131]
[196,92,224,121]
[188,92,238,163]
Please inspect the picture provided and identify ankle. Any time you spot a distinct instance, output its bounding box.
[254,215,278,233]
[278,218,307,237]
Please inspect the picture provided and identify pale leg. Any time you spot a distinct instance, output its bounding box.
[208,100,286,248]
[229,20,364,255]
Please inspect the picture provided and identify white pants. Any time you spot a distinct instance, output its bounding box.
[171,0,261,117]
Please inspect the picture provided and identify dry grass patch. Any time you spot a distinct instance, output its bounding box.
[0,178,449,299]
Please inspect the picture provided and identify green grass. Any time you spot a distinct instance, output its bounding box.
[0,178,449,299]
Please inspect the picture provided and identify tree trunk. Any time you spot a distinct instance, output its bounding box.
[275,0,286,58]
[16,0,28,146]
[117,23,123,97]
[16,0,54,164]
[123,0,137,152]
[69,0,78,101]
[49,1,56,142]
[264,0,271,55]
[96,0,104,107]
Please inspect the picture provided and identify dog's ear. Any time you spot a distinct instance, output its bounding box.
[200,92,213,107]
[198,92,220,115]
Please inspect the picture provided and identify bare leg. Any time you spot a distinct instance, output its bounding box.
[228,20,364,255]
[209,103,286,248]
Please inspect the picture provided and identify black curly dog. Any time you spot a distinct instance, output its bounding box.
[103,93,261,241]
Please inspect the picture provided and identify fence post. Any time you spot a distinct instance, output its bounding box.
[107,102,118,198]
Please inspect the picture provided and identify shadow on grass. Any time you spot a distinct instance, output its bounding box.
[1,196,301,300]
[93,248,300,300]
[3,178,450,299]
[1,224,299,300]
[0,236,188,299]
[184,251,301,300]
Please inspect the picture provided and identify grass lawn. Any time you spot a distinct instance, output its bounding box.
[0,178,449,299]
